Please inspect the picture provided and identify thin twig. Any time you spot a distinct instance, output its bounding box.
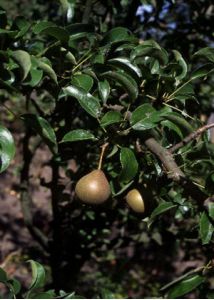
[169,123,214,153]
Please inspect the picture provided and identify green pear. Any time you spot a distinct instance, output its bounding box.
[75,170,111,204]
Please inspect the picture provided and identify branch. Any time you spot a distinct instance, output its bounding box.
[20,130,49,251]
[169,123,214,153]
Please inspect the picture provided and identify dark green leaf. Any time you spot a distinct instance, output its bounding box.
[61,129,96,142]
[98,80,110,103]
[199,212,214,245]
[28,260,46,291]
[165,113,193,134]
[151,202,177,219]
[191,64,214,80]
[30,290,56,299]
[37,26,69,42]
[101,71,138,101]
[62,85,101,118]
[10,50,31,80]
[161,120,183,139]
[193,47,214,63]
[71,74,94,92]
[101,27,131,45]
[107,57,142,79]
[0,125,15,173]
[130,104,161,130]
[131,40,168,65]
[21,114,58,154]
[33,21,55,33]
[172,50,188,80]
[100,111,123,127]
[119,147,138,182]
[167,275,204,298]
[0,267,7,282]
[8,278,21,295]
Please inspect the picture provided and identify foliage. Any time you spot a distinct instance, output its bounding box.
[0,1,214,298]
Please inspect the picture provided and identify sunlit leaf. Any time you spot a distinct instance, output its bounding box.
[0,125,15,173]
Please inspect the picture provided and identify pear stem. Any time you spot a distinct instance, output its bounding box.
[98,143,109,170]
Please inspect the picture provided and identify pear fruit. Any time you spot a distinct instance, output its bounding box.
[125,189,145,213]
[75,170,111,204]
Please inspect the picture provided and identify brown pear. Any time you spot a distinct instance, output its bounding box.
[75,170,111,204]
[125,189,145,213]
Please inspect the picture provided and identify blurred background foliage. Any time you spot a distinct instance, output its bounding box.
[0,0,214,299]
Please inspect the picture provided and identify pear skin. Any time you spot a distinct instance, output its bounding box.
[75,170,111,204]
[126,189,145,213]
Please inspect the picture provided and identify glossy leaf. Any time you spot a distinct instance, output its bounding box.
[62,85,101,118]
[199,212,214,245]
[119,147,138,182]
[130,104,161,130]
[37,26,69,42]
[98,80,110,103]
[71,74,94,92]
[151,202,177,219]
[0,125,16,173]
[100,111,123,127]
[36,58,58,84]
[28,260,46,291]
[101,71,138,101]
[167,275,204,298]
[165,113,193,134]
[61,129,96,142]
[10,50,31,80]
[21,114,58,154]
[131,40,168,65]
[172,50,188,80]
[107,57,142,79]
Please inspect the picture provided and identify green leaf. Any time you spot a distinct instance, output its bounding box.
[101,27,132,45]
[165,113,193,134]
[66,23,94,41]
[61,129,96,142]
[13,17,31,39]
[193,47,214,63]
[37,25,69,42]
[107,57,142,79]
[36,58,58,84]
[0,267,8,282]
[167,275,204,298]
[172,50,188,80]
[100,111,123,127]
[28,260,46,292]
[21,114,58,154]
[98,80,110,103]
[8,278,21,295]
[119,147,138,182]
[29,290,56,299]
[131,40,168,65]
[62,85,101,118]
[71,74,94,92]
[10,50,31,80]
[33,21,55,33]
[191,63,214,80]
[161,120,183,139]
[130,104,161,130]
[208,202,214,221]
[101,71,138,101]
[61,47,77,65]
[151,202,177,219]
[199,212,214,245]
[0,125,15,173]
